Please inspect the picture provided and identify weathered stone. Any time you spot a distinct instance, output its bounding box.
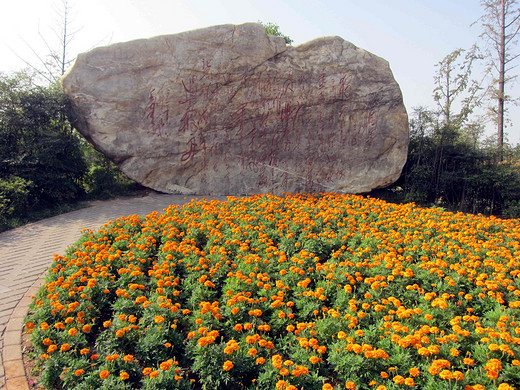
[62,22,408,195]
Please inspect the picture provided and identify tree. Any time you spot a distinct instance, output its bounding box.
[433,47,481,129]
[0,72,87,210]
[475,0,520,161]
[260,21,293,44]
[431,48,481,197]
[15,0,79,84]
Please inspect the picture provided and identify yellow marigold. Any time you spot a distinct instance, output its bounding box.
[393,375,405,384]
[322,384,334,390]
[439,370,453,380]
[276,380,287,390]
[345,381,356,389]
[223,360,234,371]
[497,384,515,390]
[120,371,130,380]
[309,356,322,364]
[154,315,165,324]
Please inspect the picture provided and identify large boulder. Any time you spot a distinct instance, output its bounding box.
[62,23,408,195]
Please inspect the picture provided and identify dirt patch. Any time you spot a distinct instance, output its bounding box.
[21,332,44,389]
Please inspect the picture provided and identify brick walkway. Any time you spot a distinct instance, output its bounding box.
[0,193,226,390]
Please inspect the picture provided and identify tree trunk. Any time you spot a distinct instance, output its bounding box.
[497,0,506,162]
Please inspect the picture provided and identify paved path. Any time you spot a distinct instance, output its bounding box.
[0,193,226,390]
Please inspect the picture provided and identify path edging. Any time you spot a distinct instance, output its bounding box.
[2,273,46,390]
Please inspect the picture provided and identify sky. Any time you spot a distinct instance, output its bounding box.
[1,0,519,144]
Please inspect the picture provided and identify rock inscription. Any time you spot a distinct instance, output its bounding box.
[62,23,409,195]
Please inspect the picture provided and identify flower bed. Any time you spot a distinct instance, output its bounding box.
[25,193,520,390]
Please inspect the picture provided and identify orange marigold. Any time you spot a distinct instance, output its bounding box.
[223,360,234,371]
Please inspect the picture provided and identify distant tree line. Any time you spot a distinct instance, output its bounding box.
[376,106,520,218]
[375,0,520,217]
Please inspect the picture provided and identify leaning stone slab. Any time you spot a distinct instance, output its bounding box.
[62,22,408,195]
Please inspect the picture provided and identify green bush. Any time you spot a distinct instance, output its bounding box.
[0,176,33,229]
[1,74,87,208]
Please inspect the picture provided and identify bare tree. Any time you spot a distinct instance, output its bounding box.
[12,0,79,84]
[433,47,481,129]
[475,0,520,161]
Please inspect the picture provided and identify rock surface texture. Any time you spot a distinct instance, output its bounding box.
[62,23,408,195]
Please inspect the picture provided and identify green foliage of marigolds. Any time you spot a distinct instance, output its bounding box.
[25,194,520,390]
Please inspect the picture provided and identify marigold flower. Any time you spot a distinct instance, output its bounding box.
[309,356,322,364]
[74,369,84,376]
[60,343,71,352]
[99,370,110,379]
[393,375,405,384]
[276,380,287,390]
[120,371,130,380]
[223,360,234,371]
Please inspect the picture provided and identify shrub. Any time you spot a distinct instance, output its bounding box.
[0,176,33,229]
[0,74,87,208]
[25,194,520,389]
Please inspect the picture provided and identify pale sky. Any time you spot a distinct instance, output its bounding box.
[1,0,519,143]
